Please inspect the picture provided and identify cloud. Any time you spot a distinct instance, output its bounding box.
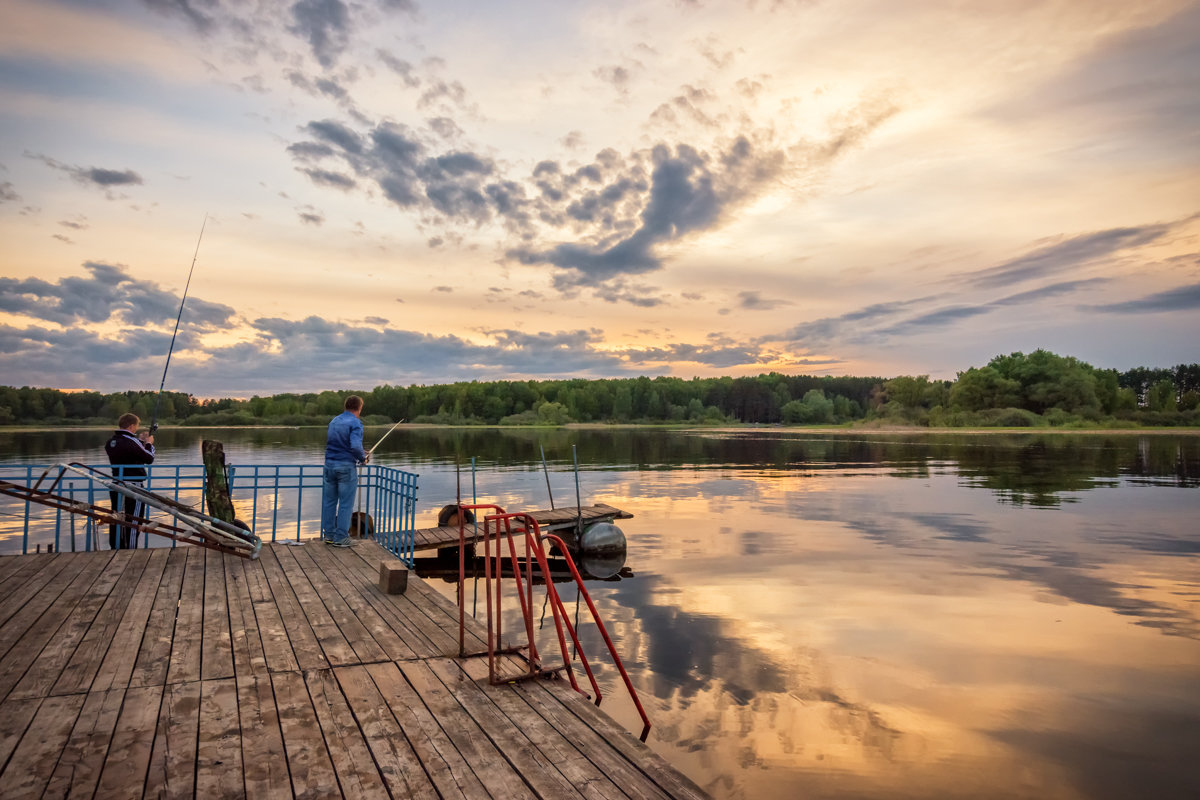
[1087,282,1200,314]
[737,290,791,310]
[378,50,421,88]
[141,0,217,33]
[0,261,234,328]
[28,153,144,192]
[289,0,352,69]
[0,182,19,203]
[964,225,1171,289]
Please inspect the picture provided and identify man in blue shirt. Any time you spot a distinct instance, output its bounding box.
[321,395,369,547]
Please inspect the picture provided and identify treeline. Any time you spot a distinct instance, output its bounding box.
[2,350,1197,428]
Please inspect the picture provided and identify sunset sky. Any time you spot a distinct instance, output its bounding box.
[2,0,1197,397]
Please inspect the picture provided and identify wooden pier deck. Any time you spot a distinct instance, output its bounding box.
[410,503,633,553]
[0,541,706,799]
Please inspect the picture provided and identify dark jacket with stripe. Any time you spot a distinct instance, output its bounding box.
[105,429,155,480]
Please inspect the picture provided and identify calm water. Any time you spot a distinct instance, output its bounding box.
[2,427,1198,800]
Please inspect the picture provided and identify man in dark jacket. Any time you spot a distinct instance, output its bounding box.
[104,412,155,549]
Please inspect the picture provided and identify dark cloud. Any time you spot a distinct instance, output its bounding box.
[1087,282,1200,314]
[418,79,468,111]
[298,210,325,225]
[738,290,791,310]
[965,225,1170,289]
[427,117,461,140]
[141,0,217,33]
[0,182,19,204]
[300,168,356,189]
[28,153,144,192]
[303,119,364,155]
[778,299,925,345]
[0,261,234,328]
[289,0,352,69]
[378,50,421,88]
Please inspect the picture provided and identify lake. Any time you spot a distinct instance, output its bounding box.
[2,426,1198,800]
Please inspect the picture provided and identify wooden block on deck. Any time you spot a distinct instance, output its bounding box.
[378,560,408,595]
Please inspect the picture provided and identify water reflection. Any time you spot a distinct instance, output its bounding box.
[1,427,1197,799]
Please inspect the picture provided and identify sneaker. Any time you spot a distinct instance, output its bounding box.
[325,538,355,548]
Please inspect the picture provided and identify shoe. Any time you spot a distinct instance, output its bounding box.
[325,538,355,548]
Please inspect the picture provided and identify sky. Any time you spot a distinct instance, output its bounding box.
[1,0,1197,398]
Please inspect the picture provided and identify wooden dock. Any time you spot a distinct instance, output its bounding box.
[0,541,707,799]
[410,503,633,553]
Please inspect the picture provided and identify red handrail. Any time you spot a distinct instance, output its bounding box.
[454,505,651,741]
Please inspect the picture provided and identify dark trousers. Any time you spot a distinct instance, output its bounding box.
[109,489,145,550]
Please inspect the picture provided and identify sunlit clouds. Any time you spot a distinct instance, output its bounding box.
[1,0,1197,395]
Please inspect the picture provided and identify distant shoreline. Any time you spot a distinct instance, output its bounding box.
[5,423,1197,436]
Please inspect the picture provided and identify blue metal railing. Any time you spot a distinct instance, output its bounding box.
[0,463,419,563]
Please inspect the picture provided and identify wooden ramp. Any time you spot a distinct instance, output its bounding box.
[0,542,707,799]
[411,503,633,553]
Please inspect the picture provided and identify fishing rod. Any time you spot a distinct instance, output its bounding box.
[368,418,406,456]
[149,214,208,435]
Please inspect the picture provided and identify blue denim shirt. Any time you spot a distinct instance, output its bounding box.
[325,411,367,464]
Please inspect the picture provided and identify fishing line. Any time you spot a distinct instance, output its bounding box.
[150,214,208,434]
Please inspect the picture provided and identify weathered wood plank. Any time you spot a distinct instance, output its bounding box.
[43,687,126,799]
[334,664,439,800]
[0,553,84,661]
[143,680,200,800]
[434,657,609,800]
[0,553,58,604]
[236,671,292,799]
[167,545,207,684]
[291,545,388,664]
[92,684,163,798]
[257,548,329,672]
[195,677,243,798]
[201,547,234,681]
[272,670,340,800]
[371,659,531,800]
[240,551,300,673]
[90,547,170,693]
[0,693,86,798]
[303,667,389,800]
[1,552,114,702]
[0,696,42,777]
[129,546,188,689]
[52,548,152,696]
[271,544,358,667]
[311,544,420,661]
[224,552,267,678]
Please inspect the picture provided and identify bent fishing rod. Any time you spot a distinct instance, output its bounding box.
[368,419,406,456]
[149,214,208,435]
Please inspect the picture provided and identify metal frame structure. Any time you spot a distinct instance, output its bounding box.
[0,462,419,563]
[453,504,652,741]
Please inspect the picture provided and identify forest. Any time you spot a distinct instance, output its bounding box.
[2,350,1198,429]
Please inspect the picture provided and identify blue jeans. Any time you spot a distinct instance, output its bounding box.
[321,462,358,542]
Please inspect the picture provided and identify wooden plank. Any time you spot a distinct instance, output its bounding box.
[92,684,163,798]
[90,547,171,693]
[271,544,358,667]
[52,548,153,696]
[0,553,84,661]
[0,693,86,798]
[129,546,188,689]
[43,687,126,799]
[306,544,419,661]
[328,548,447,659]
[236,671,292,799]
[517,674,707,800]
[291,545,388,664]
[303,668,389,800]
[201,547,234,681]
[426,657,605,800]
[333,664,438,800]
[272,670,340,800]
[0,553,58,606]
[240,551,300,673]
[1,552,115,702]
[143,680,200,800]
[195,677,243,798]
[224,552,267,678]
[257,548,328,672]
[0,696,41,775]
[369,659,532,800]
[167,546,207,684]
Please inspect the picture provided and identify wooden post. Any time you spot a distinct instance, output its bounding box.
[201,440,238,524]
